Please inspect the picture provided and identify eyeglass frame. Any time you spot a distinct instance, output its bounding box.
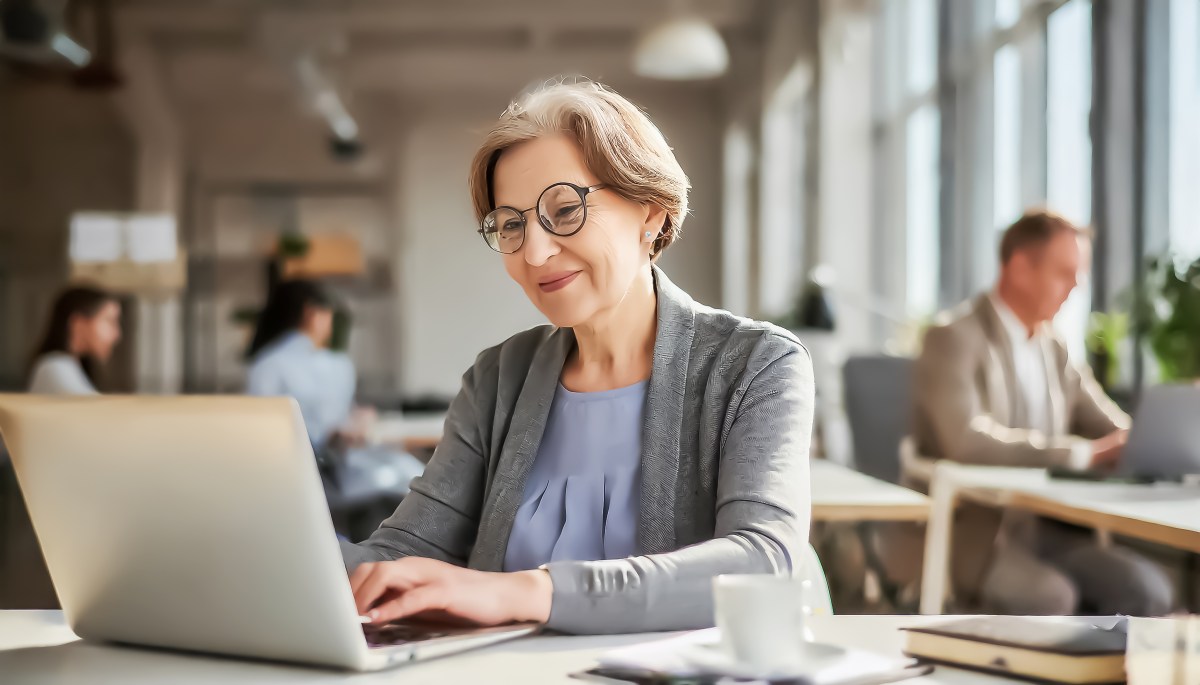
[477,181,608,254]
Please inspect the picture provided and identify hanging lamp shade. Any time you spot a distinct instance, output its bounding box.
[633,16,729,81]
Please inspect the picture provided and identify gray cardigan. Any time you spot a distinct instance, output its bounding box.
[341,267,814,634]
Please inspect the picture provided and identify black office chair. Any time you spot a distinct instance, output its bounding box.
[0,440,60,609]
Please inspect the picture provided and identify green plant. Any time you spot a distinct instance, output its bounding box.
[277,232,311,258]
[1133,254,1200,382]
[1086,311,1129,388]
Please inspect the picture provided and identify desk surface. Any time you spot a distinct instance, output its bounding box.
[810,460,931,522]
[940,465,1200,549]
[1008,480,1200,553]
[918,464,1200,614]
[369,413,447,452]
[0,611,1020,684]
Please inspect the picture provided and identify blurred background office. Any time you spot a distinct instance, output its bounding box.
[0,0,1197,612]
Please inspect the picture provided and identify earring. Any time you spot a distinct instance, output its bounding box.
[644,231,653,240]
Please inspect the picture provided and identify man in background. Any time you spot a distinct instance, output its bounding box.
[913,209,1172,615]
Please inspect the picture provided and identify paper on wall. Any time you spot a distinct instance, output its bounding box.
[125,214,178,263]
[69,213,124,263]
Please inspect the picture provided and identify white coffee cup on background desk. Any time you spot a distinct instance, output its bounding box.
[713,574,813,673]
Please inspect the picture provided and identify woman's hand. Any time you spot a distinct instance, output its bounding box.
[349,557,553,626]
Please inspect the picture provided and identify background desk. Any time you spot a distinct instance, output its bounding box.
[0,611,1029,684]
[919,466,1200,614]
[810,460,931,522]
[369,413,446,454]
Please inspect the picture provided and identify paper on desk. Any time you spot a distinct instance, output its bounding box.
[596,628,907,684]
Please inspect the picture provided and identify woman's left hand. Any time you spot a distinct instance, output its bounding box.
[349,557,553,626]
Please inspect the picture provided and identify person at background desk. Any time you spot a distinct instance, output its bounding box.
[341,81,815,635]
[913,209,1172,616]
[27,285,122,395]
[246,280,359,448]
[245,280,423,492]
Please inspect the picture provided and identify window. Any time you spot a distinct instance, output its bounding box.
[993,43,1023,231]
[995,0,1022,30]
[904,0,940,319]
[873,0,941,322]
[906,104,941,318]
[1046,0,1093,358]
[929,0,1096,353]
[1168,0,1200,259]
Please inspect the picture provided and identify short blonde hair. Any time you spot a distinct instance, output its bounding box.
[468,80,690,257]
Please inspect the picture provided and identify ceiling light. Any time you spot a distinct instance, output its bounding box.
[633,16,729,81]
[0,0,91,67]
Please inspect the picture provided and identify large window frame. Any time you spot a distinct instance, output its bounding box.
[871,0,942,332]
[874,0,1096,352]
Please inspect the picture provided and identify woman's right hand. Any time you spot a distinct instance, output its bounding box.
[350,557,553,627]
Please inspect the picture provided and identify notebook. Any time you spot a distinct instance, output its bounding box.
[903,617,1126,684]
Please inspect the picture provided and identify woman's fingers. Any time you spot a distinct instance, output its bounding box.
[348,562,378,595]
[366,585,448,625]
[351,563,392,614]
[351,558,445,614]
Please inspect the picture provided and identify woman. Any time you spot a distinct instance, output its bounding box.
[246,280,424,503]
[246,280,357,448]
[27,285,122,395]
[344,81,815,635]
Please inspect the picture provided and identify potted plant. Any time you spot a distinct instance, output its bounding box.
[1086,311,1129,391]
[1134,254,1200,383]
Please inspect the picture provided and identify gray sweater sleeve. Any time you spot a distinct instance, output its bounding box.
[543,345,815,634]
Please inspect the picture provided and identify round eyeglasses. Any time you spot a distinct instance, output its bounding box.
[479,182,607,254]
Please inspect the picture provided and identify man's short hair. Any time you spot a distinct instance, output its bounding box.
[999,209,1094,264]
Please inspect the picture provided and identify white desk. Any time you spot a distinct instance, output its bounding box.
[918,464,1200,614]
[0,611,1020,684]
[1007,480,1200,554]
[368,413,447,452]
[810,460,931,522]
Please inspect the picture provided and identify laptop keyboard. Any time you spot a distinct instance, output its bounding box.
[363,622,457,648]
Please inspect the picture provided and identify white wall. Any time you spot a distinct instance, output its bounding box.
[394,106,544,395]
[396,88,724,396]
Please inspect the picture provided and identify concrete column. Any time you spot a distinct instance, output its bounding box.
[112,38,185,394]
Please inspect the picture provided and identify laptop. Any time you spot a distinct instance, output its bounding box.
[0,394,537,671]
[1051,384,1200,483]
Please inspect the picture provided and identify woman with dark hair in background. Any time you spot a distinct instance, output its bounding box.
[246,279,423,503]
[246,279,356,448]
[28,285,122,395]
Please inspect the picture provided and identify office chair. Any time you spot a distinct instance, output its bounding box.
[836,355,920,611]
[842,356,914,484]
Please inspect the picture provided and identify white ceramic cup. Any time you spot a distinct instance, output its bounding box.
[713,574,809,673]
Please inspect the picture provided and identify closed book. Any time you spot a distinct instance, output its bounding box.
[902,617,1125,684]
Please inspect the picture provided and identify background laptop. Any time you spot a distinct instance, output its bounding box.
[1115,384,1200,479]
[1052,384,1200,482]
[0,394,535,671]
